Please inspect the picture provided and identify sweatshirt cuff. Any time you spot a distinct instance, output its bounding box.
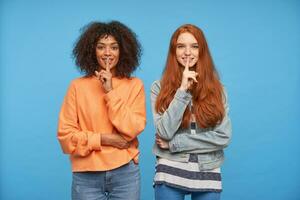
[89,133,101,151]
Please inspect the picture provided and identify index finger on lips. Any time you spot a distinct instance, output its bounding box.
[106,58,110,72]
[185,57,190,71]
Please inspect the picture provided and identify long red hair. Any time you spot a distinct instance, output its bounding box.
[155,24,225,128]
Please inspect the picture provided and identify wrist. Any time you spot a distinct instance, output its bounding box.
[179,85,187,91]
[101,134,112,146]
[105,86,113,93]
[107,87,112,92]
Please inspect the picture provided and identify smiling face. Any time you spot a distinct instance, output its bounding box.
[95,35,120,71]
[176,32,199,68]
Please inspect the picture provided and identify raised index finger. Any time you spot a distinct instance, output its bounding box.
[106,57,110,72]
[185,57,190,71]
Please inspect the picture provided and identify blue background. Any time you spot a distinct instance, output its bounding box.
[1,0,299,199]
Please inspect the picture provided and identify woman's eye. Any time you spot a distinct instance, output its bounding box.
[97,46,105,50]
[111,46,119,50]
[177,45,184,48]
[192,45,199,49]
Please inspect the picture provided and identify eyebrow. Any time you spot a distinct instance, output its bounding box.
[97,42,119,45]
[176,43,198,45]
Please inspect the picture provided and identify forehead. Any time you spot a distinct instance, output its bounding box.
[98,35,118,44]
[177,32,197,43]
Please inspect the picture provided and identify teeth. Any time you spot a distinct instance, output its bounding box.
[102,58,113,63]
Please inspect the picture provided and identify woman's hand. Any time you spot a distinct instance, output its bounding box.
[156,133,169,149]
[101,133,130,149]
[95,59,113,93]
[179,58,198,91]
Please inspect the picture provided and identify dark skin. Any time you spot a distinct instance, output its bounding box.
[101,133,130,149]
[94,37,130,149]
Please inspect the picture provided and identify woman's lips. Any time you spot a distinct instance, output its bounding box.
[102,58,114,65]
[182,57,194,64]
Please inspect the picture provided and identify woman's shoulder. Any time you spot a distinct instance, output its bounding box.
[221,84,228,98]
[151,80,161,93]
[220,84,230,108]
[128,77,143,85]
[68,76,95,89]
[119,77,144,89]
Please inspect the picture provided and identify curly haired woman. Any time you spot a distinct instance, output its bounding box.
[57,21,146,200]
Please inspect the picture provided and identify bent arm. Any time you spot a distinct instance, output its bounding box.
[104,79,146,141]
[169,89,232,153]
[150,81,192,140]
[57,83,101,157]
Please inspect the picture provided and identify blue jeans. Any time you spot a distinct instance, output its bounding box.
[72,161,140,200]
[155,184,221,200]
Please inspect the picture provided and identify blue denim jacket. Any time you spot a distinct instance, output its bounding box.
[151,80,232,171]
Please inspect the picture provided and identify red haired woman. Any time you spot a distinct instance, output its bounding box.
[151,24,232,200]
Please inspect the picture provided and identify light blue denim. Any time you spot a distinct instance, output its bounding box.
[151,80,232,171]
[155,184,221,200]
[72,161,140,200]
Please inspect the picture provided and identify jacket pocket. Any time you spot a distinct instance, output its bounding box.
[197,150,224,170]
[197,150,224,164]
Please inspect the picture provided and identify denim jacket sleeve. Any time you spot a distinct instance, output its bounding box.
[150,80,192,140]
[168,89,232,153]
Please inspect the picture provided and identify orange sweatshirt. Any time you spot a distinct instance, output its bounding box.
[57,76,146,172]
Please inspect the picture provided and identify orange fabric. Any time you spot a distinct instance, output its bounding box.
[57,76,146,172]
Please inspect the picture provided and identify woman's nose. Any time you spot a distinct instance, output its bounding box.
[104,47,111,55]
[184,47,191,55]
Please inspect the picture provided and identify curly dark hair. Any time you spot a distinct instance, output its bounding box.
[72,21,142,78]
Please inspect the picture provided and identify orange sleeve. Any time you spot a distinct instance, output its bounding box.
[57,82,101,157]
[104,80,146,141]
